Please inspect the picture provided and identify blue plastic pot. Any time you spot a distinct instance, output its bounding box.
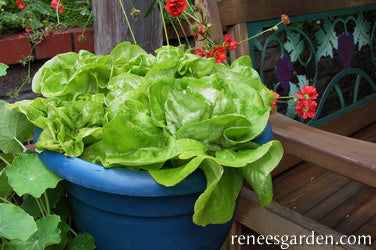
[34,123,273,250]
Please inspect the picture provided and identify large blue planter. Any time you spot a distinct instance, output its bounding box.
[34,123,273,250]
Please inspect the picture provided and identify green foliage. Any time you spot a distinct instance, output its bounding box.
[0,100,34,154]
[6,152,62,198]
[8,215,61,249]
[315,18,338,61]
[284,30,304,62]
[353,12,372,50]
[0,62,8,77]
[8,42,283,228]
[0,203,37,241]
[0,0,92,34]
[0,99,94,248]
[0,43,283,245]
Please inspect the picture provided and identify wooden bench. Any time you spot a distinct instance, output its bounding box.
[194,0,376,248]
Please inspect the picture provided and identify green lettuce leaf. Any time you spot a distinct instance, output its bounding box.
[193,160,243,226]
[239,140,283,206]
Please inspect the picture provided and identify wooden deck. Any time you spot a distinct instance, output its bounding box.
[273,122,376,246]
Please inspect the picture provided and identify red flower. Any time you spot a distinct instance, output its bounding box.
[198,23,206,36]
[223,34,237,51]
[296,85,318,101]
[208,46,226,63]
[229,40,237,51]
[193,48,208,57]
[165,0,187,17]
[25,27,32,35]
[281,14,290,25]
[295,99,317,119]
[270,90,280,106]
[51,0,64,13]
[16,0,25,9]
[190,24,205,40]
[224,34,232,42]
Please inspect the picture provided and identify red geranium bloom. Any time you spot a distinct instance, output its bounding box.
[281,14,290,25]
[25,27,32,35]
[198,23,206,36]
[208,46,226,63]
[193,48,208,57]
[295,99,317,119]
[296,85,318,101]
[51,0,64,13]
[270,90,280,106]
[16,0,25,9]
[224,34,232,42]
[165,0,187,17]
[223,34,237,51]
[229,39,237,51]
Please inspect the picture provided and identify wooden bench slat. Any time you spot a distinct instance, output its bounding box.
[304,181,367,221]
[272,100,376,176]
[317,99,376,136]
[352,214,376,241]
[291,176,351,214]
[319,186,376,228]
[217,0,376,26]
[236,187,350,249]
[273,163,327,200]
[350,122,376,142]
[277,171,347,207]
[334,195,376,235]
[269,112,376,189]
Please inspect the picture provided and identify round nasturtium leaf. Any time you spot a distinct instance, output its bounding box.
[0,203,37,241]
[8,214,61,249]
[6,152,62,198]
[0,100,34,154]
[67,233,96,250]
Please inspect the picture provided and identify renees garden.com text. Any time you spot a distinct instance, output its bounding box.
[231,231,372,249]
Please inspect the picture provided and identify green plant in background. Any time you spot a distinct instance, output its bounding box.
[0,67,95,249]
[0,0,92,35]
[1,0,93,99]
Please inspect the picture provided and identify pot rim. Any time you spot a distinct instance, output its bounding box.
[33,123,272,197]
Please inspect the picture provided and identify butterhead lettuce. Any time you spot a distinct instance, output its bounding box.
[9,42,283,226]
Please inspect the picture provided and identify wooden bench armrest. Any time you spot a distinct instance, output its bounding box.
[269,112,376,188]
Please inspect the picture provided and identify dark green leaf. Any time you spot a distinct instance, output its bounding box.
[0,100,34,154]
[144,0,161,17]
[67,233,96,250]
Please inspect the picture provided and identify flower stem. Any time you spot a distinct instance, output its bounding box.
[0,155,11,167]
[168,16,181,45]
[56,0,61,24]
[177,18,190,47]
[67,224,78,236]
[184,11,200,23]
[238,22,282,45]
[35,198,46,217]
[0,197,12,205]
[159,1,169,46]
[44,192,50,215]
[13,137,27,152]
[118,0,137,44]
